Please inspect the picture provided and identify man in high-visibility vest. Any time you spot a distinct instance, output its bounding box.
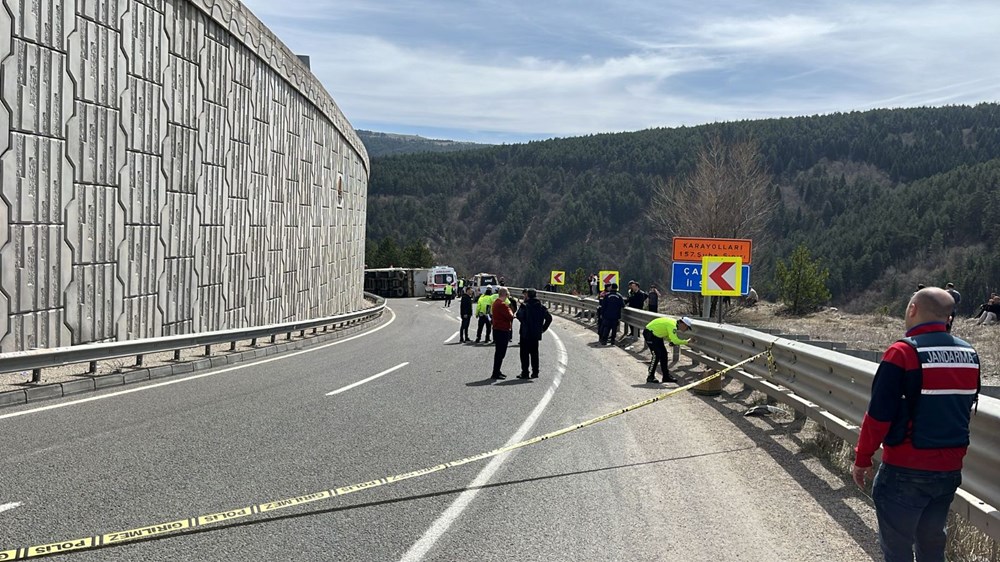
[642,316,694,384]
[443,282,454,308]
[475,287,495,343]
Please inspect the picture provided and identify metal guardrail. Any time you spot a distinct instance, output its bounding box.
[526,289,1000,541]
[0,293,386,381]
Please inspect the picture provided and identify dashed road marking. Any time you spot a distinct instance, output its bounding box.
[326,363,409,396]
[0,502,22,514]
[0,308,397,421]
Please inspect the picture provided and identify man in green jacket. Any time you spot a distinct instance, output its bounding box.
[642,316,694,384]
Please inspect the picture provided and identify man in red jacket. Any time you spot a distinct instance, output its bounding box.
[853,287,980,562]
[490,288,515,380]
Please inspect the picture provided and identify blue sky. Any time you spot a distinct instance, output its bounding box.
[242,0,1000,144]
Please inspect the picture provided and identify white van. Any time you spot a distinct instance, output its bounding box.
[425,265,457,299]
[470,272,499,296]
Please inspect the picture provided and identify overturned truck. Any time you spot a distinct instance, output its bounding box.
[364,268,430,298]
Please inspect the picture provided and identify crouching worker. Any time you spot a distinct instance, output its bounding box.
[642,316,694,384]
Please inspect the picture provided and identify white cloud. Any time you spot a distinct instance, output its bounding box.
[243,0,1000,142]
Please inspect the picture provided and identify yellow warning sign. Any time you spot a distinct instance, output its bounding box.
[550,271,565,286]
[598,270,619,291]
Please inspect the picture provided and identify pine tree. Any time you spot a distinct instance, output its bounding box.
[775,244,832,315]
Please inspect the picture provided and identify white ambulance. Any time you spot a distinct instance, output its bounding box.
[425,265,457,299]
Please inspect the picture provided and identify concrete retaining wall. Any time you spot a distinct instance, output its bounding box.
[0,0,368,351]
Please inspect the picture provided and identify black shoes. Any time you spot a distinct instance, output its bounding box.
[491,373,507,380]
[530,373,539,378]
[646,376,659,384]
[516,374,530,379]
[662,374,677,383]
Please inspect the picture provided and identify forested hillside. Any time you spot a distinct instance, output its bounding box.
[357,130,487,157]
[365,104,1000,315]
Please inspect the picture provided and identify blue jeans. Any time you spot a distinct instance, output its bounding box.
[872,463,962,562]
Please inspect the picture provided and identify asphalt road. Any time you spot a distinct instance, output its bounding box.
[0,299,880,561]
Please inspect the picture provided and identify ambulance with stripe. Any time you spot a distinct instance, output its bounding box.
[424,265,457,299]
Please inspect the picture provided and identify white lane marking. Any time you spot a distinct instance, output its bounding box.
[444,331,459,344]
[400,331,568,562]
[0,502,22,514]
[0,308,398,422]
[326,362,409,396]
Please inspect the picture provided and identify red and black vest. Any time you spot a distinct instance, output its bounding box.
[883,331,980,449]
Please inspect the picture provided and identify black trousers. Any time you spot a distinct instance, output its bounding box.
[460,314,472,341]
[492,330,512,376]
[598,318,619,343]
[476,316,492,341]
[520,338,540,375]
[643,328,669,378]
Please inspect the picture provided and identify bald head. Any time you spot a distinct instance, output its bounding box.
[906,287,955,327]
[497,287,509,298]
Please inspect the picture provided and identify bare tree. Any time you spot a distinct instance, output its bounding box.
[648,135,777,315]
[649,135,776,242]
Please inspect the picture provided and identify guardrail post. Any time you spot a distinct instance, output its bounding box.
[299,329,305,337]
[250,338,257,347]
[135,354,143,367]
[88,361,97,374]
[204,345,211,356]
[230,341,237,351]
[31,368,42,383]
[270,334,276,343]
[174,350,181,361]
[285,332,292,341]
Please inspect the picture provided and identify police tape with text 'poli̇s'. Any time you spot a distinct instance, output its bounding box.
[0,350,771,560]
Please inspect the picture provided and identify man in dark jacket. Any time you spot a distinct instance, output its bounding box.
[598,284,625,345]
[647,284,660,312]
[459,287,474,342]
[515,288,553,379]
[624,280,647,338]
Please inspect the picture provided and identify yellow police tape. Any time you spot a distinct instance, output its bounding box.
[1,350,768,560]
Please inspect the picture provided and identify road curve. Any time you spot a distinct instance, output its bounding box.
[0,298,880,561]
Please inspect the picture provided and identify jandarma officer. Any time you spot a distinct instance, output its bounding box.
[852,287,981,562]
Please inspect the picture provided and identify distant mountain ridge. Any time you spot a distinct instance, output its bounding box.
[363,104,1000,315]
[357,130,489,157]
